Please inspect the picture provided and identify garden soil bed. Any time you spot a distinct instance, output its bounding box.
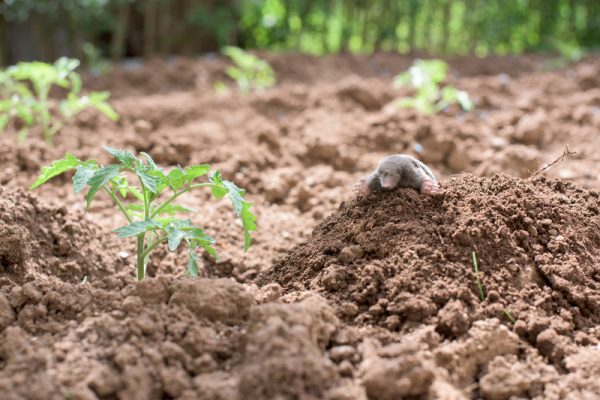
[1,52,600,399]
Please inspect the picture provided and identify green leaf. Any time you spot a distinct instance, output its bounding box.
[86,165,120,207]
[140,152,160,171]
[240,201,257,251]
[187,251,199,277]
[157,203,196,215]
[89,92,119,121]
[189,229,218,259]
[137,169,160,194]
[167,167,186,190]
[31,153,82,190]
[103,146,136,168]
[209,170,228,198]
[165,220,193,251]
[217,177,256,251]
[73,164,98,193]
[185,164,211,181]
[113,219,160,238]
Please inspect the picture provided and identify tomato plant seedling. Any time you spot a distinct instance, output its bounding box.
[31,147,256,281]
[394,59,473,114]
[0,57,118,144]
[221,46,276,92]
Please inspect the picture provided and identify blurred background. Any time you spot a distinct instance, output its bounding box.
[2,0,599,65]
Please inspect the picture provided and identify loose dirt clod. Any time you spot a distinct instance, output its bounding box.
[0,186,119,285]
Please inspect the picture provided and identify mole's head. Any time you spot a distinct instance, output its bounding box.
[377,159,402,189]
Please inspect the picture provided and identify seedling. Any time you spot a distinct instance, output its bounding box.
[0,57,118,144]
[394,59,473,114]
[83,42,111,76]
[31,147,257,281]
[503,309,516,323]
[221,46,276,92]
[471,251,486,301]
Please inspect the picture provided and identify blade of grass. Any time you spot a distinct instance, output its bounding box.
[503,309,516,323]
[472,251,486,301]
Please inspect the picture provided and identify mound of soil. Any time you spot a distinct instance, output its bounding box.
[259,175,600,397]
[0,186,120,285]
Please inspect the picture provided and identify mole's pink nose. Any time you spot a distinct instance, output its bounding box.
[381,178,393,188]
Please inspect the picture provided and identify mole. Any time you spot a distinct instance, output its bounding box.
[353,154,439,195]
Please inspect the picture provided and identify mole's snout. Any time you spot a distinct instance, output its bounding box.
[381,177,395,188]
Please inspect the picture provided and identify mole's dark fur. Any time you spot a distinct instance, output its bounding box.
[366,154,437,192]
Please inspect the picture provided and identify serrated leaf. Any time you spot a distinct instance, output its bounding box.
[140,152,160,171]
[167,167,186,191]
[164,219,193,251]
[113,219,160,238]
[240,201,257,251]
[189,228,218,259]
[214,176,256,252]
[86,165,120,207]
[31,153,82,190]
[73,164,98,193]
[137,169,160,194]
[158,203,196,215]
[185,164,210,181]
[103,146,136,168]
[209,170,228,198]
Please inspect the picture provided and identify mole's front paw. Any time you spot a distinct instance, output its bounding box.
[353,178,371,195]
[420,178,440,195]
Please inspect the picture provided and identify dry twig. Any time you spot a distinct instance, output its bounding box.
[529,145,576,179]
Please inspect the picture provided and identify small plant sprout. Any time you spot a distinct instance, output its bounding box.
[394,59,473,114]
[0,57,118,144]
[31,147,257,281]
[221,46,276,92]
[471,251,486,301]
[503,309,516,323]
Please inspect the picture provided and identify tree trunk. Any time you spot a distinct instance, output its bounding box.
[440,0,452,53]
[158,0,172,55]
[0,17,6,66]
[144,0,159,58]
[111,3,130,61]
[407,0,418,52]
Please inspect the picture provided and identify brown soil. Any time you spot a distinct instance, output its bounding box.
[1,52,600,399]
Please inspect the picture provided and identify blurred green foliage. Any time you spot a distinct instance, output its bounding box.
[0,57,118,143]
[222,46,276,92]
[394,59,473,114]
[1,0,598,64]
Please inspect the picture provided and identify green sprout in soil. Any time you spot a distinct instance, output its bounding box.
[82,42,111,76]
[471,251,486,301]
[0,57,118,144]
[221,46,276,92]
[503,309,516,323]
[31,147,256,281]
[394,59,473,114]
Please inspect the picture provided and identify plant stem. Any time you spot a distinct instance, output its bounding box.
[136,233,145,281]
[136,175,150,280]
[141,235,168,259]
[472,251,486,301]
[103,187,133,223]
[151,182,214,218]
